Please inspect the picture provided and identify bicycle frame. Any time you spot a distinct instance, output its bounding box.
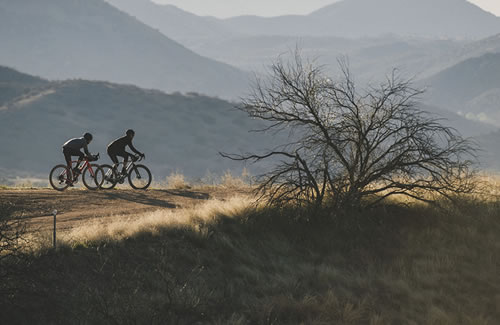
[100,156,150,190]
[50,153,102,191]
[111,156,144,177]
[62,158,97,180]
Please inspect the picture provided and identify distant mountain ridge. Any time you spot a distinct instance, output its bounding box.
[104,0,239,47]
[221,0,500,39]
[0,0,249,98]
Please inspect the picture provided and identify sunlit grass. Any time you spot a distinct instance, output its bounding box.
[3,179,500,324]
[25,195,255,250]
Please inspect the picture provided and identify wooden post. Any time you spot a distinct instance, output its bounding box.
[52,209,57,249]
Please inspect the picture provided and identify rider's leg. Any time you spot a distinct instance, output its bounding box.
[107,148,120,172]
[122,153,130,175]
[74,151,85,174]
[63,148,73,180]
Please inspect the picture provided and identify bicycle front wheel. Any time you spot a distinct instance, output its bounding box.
[49,164,71,191]
[99,164,117,190]
[128,164,152,190]
[82,164,104,190]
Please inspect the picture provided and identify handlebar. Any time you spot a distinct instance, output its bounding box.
[133,154,145,162]
[85,153,99,161]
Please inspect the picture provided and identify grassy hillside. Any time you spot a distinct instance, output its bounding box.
[0,66,47,106]
[0,0,248,98]
[0,73,284,181]
[1,188,499,324]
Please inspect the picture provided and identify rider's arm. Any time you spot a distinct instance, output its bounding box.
[83,143,91,156]
[128,139,142,156]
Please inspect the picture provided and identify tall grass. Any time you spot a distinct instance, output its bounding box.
[2,185,500,324]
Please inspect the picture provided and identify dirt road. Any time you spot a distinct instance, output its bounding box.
[0,187,241,232]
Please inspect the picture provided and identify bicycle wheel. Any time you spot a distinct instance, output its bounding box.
[99,164,117,190]
[82,164,104,190]
[128,164,152,190]
[49,164,71,191]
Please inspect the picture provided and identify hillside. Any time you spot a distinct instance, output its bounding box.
[0,0,248,98]
[104,0,238,48]
[1,188,499,323]
[192,35,466,81]
[424,52,500,126]
[0,66,48,106]
[0,70,284,182]
[222,0,500,39]
[1,66,498,183]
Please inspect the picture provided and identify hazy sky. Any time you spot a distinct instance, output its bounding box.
[153,0,500,18]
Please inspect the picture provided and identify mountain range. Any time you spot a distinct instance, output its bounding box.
[1,66,497,184]
[104,0,238,47]
[2,0,500,180]
[104,0,500,89]
[0,0,249,98]
[0,67,281,183]
[221,0,500,39]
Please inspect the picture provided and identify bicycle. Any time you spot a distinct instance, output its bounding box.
[99,155,152,190]
[49,154,104,191]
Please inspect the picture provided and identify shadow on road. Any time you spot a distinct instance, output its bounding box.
[100,190,178,209]
[163,189,210,200]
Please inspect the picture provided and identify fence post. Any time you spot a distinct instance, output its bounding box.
[52,209,57,249]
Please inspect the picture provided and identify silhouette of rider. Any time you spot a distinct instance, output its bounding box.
[62,132,94,184]
[107,129,145,175]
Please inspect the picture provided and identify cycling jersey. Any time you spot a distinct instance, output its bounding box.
[63,137,90,156]
[107,136,141,156]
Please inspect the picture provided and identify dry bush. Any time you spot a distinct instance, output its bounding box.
[165,171,190,189]
[220,169,252,188]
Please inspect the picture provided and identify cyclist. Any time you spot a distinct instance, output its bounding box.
[107,129,145,176]
[62,132,94,184]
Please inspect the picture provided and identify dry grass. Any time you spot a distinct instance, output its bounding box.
[2,180,500,324]
[21,195,255,254]
[220,169,253,188]
[149,170,253,191]
[63,195,254,246]
[165,171,191,189]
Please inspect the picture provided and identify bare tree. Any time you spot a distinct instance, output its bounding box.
[223,53,477,211]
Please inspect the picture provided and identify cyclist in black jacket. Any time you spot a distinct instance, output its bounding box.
[107,129,145,175]
[62,132,94,183]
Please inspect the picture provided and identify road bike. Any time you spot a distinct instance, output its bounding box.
[99,155,152,190]
[49,154,104,191]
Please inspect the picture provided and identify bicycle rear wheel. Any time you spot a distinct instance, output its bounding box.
[82,164,104,190]
[49,164,71,191]
[128,164,152,190]
[99,164,117,190]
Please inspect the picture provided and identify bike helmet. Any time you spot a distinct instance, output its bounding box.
[126,129,135,137]
[83,132,93,143]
